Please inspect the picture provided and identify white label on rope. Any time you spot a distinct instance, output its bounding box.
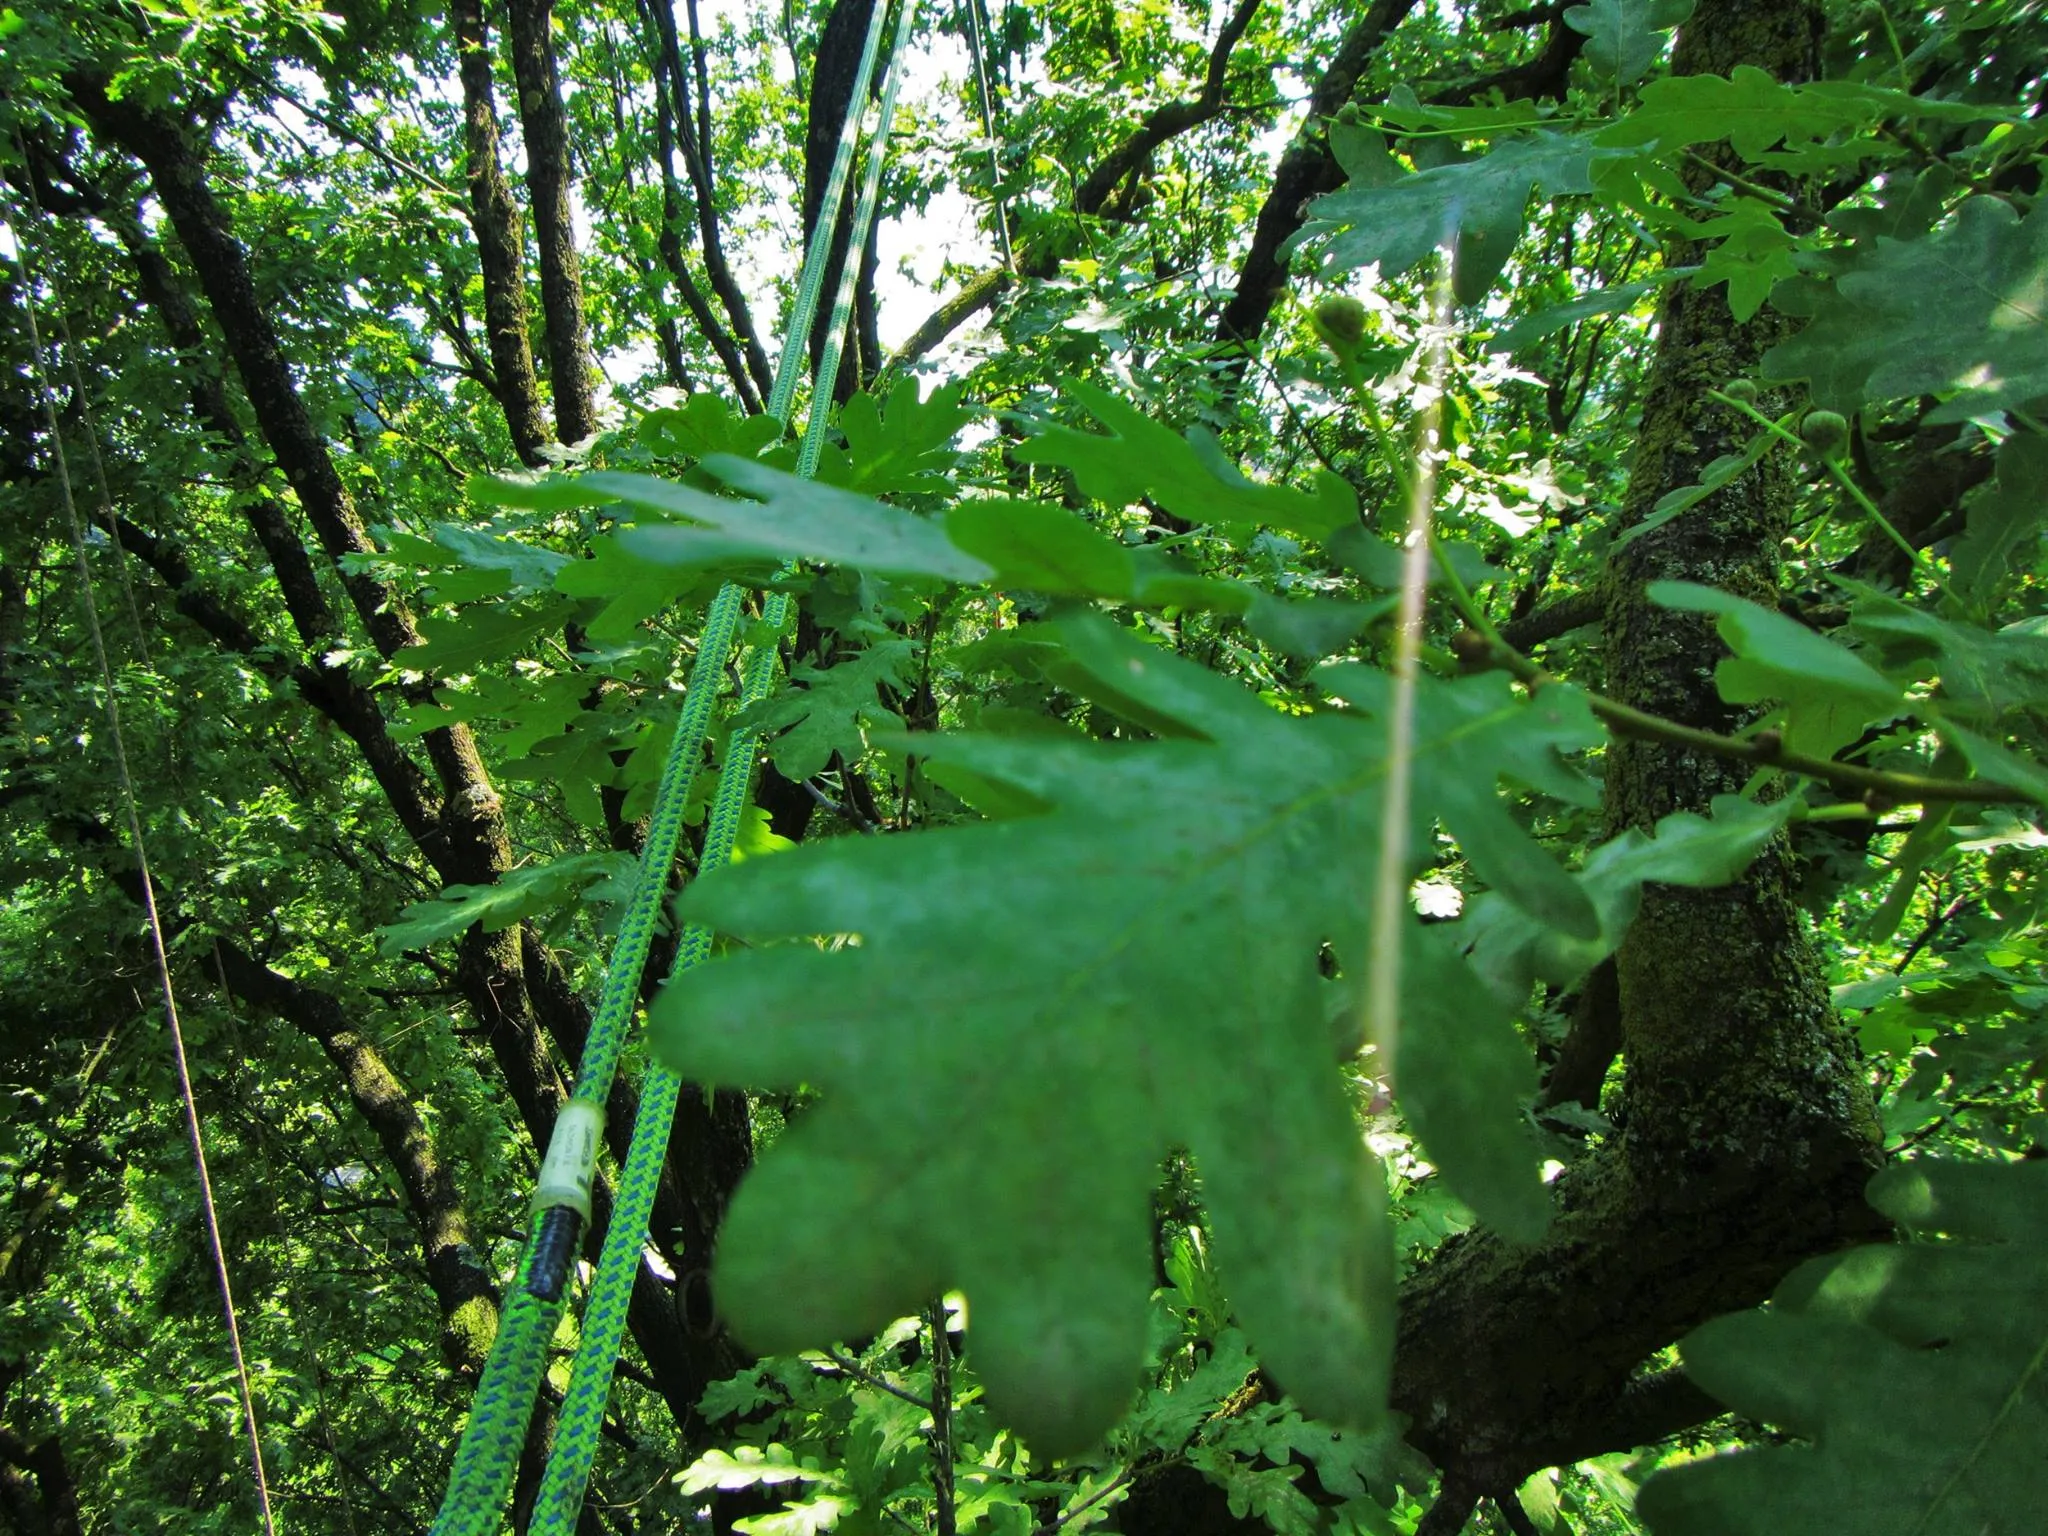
[531,1100,605,1222]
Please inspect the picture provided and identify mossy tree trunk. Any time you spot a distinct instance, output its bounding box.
[1128,3,1886,1528]
[453,0,552,466]
[1393,0,1884,1505]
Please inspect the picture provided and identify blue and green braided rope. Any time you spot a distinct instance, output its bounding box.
[430,0,917,1527]
[526,595,790,1533]
[528,0,922,1518]
[428,1248,563,1531]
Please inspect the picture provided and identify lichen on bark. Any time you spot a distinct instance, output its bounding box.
[1389,0,1884,1503]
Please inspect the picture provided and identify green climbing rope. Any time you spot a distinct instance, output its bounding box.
[525,3,923,1527]
[428,1,919,1531]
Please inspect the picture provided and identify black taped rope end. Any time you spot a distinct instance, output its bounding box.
[527,1206,584,1301]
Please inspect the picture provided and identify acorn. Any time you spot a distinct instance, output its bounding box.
[1801,409,1850,459]
[1449,628,1491,668]
[1312,295,1368,356]
[1722,379,1759,406]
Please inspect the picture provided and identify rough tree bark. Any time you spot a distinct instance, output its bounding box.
[1393,0,1883,1500]
[647,0,775,399]
[505,0,601,444]
[1124,2,1884,1529]
[453,0,553,464]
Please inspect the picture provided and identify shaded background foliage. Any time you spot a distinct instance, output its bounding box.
[3,0,2048,1533]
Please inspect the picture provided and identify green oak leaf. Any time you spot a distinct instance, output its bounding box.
[1302,132,1620,303]
[1461,794,1793,1000]
[945,497,1136,598]
[1012,381,1357,539]
[650,621,1605,1453]
[1763,197,2048,422]
[468,471,619,512]
[1597,66,1874,159]
[837,378,974,498]
[733,638,917,780]
[1691,201,1801,323]
[554,532,722,642]
[1844,588,2048,725]
[1953,431,2048,605]
[375,851,635,956]
[1564,0,1694,88]
[1638,1159,2048,1536]
[1649,581,1904,758]
[401,599,574,676]
[1246,592,1393,659]
[429,524,570,596]
[593,459,994,582]
[1929,718,2048,808]
[637,391,783,461]
[501,712,641,828]
[1490,268,1696,354]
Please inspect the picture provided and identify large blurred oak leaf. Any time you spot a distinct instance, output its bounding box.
[650,620,1602,1454]
[1640,1160,2048,1536]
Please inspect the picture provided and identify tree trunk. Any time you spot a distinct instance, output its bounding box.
[504,0,601,444]
[655,83,763,408]
[1124,3,1884,1527]
[1394,0,1884,1495]
[647,0,774,400]
[0,1426,82,1536]
[453,0,553,465]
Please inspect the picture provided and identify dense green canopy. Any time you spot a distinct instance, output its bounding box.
[4,1,2047,1533]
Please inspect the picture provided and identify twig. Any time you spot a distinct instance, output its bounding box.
[1449,626,2029,806]
[812,1348,935,1413]
[1679,148,1808,220]
[1030,1465,1148,1536]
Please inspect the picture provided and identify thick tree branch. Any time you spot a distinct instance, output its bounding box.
[69,87,730,1436]
[505,0,601,443]
[1074,0,1264,214]
[1213,0,1424,351]
[105,202,449,852]
[452,0,551,463]
[884,267,1015,375]
[885,0,1269,373]
[1215,8,1588,358]
[204,939,502,1375]
[1495,588,1601,651]
[654,86,762,408]
[645,0,774,397]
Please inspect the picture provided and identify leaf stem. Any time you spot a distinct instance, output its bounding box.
[1453,628,2028,806]
[811,1348,936,1413]
[1678,148,1805,219]
[1706,389,1942,589]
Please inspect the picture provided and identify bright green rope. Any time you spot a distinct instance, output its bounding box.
[526,4,923,1528]
[429,1,916,1530]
